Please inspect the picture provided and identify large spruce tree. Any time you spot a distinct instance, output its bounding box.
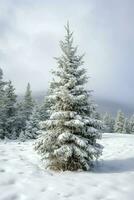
[35,23,102,171]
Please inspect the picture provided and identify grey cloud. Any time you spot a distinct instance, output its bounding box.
[0,0,134,108]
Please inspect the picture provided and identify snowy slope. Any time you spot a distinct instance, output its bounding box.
[0,133,134,200]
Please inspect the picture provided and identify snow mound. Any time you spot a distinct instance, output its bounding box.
[0,133,134,200]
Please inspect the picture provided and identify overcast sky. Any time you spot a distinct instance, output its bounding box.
[1,0,134,106]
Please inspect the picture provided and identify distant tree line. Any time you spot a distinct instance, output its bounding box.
[0,68,48,140]
[0,67,134,141]
[102,110,134,134]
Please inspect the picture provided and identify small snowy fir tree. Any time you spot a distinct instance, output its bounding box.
[35,23,102,171]
[114,110,125,133]
[0,68,7,139]
[122,118,128,134]
[19,130,26,142]
[92,110,102,121]
[23,83,34,121]
[38,96,50,121]
[4,81,17,139]
[103,113,115,133]
[125,119,131,134]
[23,107,40,140]
[14,102,26,138]
[129,115,134,134]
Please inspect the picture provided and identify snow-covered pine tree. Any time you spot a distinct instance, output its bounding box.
[30,93,51,138]
[15,102,27,137]
[125,118,131,134]
[23,83,34,122]
[129,115,134,134]
[38,95,50,122]
[19,130,25,142]
[24,107,40,140]
[13,84,34,138]
[103,113,115,133]
[0,68,7,139]
[92,110,102,121]
[35,23,102,171]
[122,118,128,134]
[114,110,125,133]
[4,80,17,139]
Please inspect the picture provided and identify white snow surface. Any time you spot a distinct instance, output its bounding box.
[0,133,134,200]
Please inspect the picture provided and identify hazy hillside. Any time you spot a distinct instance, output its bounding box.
[17,91,134,117]
[96,98,134,117]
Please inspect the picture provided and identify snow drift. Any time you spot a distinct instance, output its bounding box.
[0,133,134,200]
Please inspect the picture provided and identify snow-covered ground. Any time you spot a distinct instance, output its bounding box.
[0,133,134,200]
